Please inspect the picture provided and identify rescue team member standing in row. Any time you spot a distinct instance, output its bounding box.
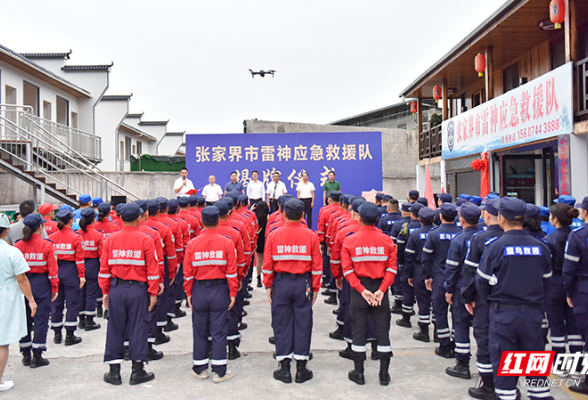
[184,206,238,383]
[15,214,58,368]
[50,210,86,346]
[99,203,159,386]
[341,202,397,386]
[263,198,322,384]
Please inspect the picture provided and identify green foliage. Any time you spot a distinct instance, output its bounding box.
[429,113,442,127]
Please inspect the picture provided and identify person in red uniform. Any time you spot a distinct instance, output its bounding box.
[76,208,103,331]
[184,206,238,383]
[94,202,120,238]
[263,198,322,384]
[99,203,159,386]
[167,199,190,319]
[110,203,125,230]
[341,201,397,386]
[178,197,201,240]
[50,210,86,346]
[15,214,59,368]
[38,203,59,236]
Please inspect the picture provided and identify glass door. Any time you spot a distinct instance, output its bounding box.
[500,154,542,204]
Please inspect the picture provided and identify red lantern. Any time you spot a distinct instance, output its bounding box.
[550,0,565,29]
[411,101,418,115]
[432,85,442,103]
[475,53,486,77]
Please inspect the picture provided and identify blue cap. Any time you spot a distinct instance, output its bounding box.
[578,196,588,210]
[418,207,435,223]
[416,197,428,206]
[401,203,412,212]
[238,194,248,206]
[178,197,190,208]
[146,199,160,214]
[57,210,74,223]
[485,193,500,200]
[226,190,240,202]
[81,208,96,220]
[201,206,219,224]
[525,203,540,218]
[554,195,576,206]
[410,202,425,215]
[60,204,74,212]
[278,194,292,209]
[23,213,43,231]
[115,203,126,214]
[135,200,148,213]
[458,194,471,201]
[98,202,111,215]
[538,206,550,217]
[121,203,141,222]
[409,190,419,199]
[215,201,229,217]
[196,196,206,206]
[352,196,366,203]
[79,194,91,204]
[168,199,179,214]
[481,198,500,217]
[499,197,526,221]
[92,197,103,206]
[156,197,168,211]
[470,196,483,206]
[382,194,393,201]
[439,203,458,220]
[342,195,352,205]
[375,193,384,201]
[222,197,235,209]
[329,191,341,201]
[359,202,379,224]
[351,198,366,213]
[457,202,481,222]
[438,193,452,203]
[455,198,468,206]
[188,196,198,206]
[284,198,304,220]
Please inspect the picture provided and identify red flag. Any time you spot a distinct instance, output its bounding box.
[424,161,437,210]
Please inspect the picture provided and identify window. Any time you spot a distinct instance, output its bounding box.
[56,96,68,125]
[119,141,125,160]
[71,112,78,129]
[125,136,131,160]
[132,144,136,155]
[551,36,565,70]
[503,63,520,93]
[23,81,39,116]
[5,85,16,123]
[137,141,143,155]
[43,101,52,120]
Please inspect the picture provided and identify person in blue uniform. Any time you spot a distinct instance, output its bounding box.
[422,203,462,358]
[443,202,480,380]
[408,190,419,203]
[539,206,555,235]
[377,199,402,234]
[524,204,546,239]
[434,193,453,226]
[476,196,554,400]
[378,194,392,220]
[394,202,423,328]
[389,203,412,314]
[405,207,435,341]
[554,195,585,229]
[563,196,588,395]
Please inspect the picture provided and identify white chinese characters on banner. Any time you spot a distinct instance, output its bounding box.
[441,62,573,160]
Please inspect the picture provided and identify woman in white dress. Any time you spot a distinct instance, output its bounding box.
[0,213,37,392]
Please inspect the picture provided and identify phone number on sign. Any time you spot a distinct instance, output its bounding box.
[501,119,560,145]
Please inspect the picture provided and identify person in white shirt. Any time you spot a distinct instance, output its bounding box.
[266,172,288,213]
[201,175,223,205]
[246,170,266,206]
[174,168,196,198]
[296,172,315,229]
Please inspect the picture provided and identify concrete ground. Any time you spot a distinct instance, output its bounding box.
[2,280,577,400]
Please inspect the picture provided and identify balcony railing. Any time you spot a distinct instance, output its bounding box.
[419,124,442,160]
[575,56,588,119]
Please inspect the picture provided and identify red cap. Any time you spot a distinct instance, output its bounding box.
[39,203,59,216]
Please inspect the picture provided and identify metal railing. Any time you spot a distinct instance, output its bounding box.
[419,124,442,160]
[575,56,588,118]
[0,104,139,203]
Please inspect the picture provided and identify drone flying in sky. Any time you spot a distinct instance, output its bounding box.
[249,69,276,78]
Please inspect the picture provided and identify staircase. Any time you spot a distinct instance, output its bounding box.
[0,104,139,207]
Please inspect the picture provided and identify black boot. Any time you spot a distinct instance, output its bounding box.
[348,359,365,385]
[245,292,253,299]
[84,315,101,331]
[273,359,292,383]
[295,360,313,383]
[379,358,391,386]
[412,325,430,342]
[174,303,187,318]
[256,275,262,288]
[434,346,454,359]
[570,379,588,395]
[390,299,402,314]
[147,343,164,361]
[268,336,276,345]
[243,300,250,306]
[433,327,440,343]
[228,341,241,360]
[30,351,50,368]
[78,315,86,329]
[445,358,471,379]
[371,341,380,360]
[468,375,495,400]
[395,312,412,328]
[324,294,338,305]
[129,361,155,385]
[154,328,170,345]
[329,325,344,340]
[65,330,82,346]
[339,343,352,359]
[321,289,330,296]
[238,322,248,330]
[21,349,31,366]
[163,316,178,332]
[96,302,103,318]
[242,310,247,317]
[103,309,109,319]
[247,284,253,291]
[104,364,122,385]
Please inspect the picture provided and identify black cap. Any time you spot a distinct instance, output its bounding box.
[525,203,540,218]
[359,202,379,224]
[382,194,393,201]
[439,203,458,220]
[146,199,160,214]
[457,202,481,222]
[201,206,219,224]
[278,194,292,209]
[438,193,453,203]
[238,194,248,206]
[121,203,142,222]
[499,197,526,221]
[410,202,425,216]
[168,199,179,214]
[23,213,43,231]
[418,207,435,223]
[115,203,126,214]
[417,197,428,206]
[409,190,419,199]
[215,201,229,217]
[221,197,235,209]
[401,203,411,212]
[196,196,206,206]
[351,198,366,213]
[375,193,384,201]
[81,208,96,220]
[578,196,588,210]
[156,197,168,211]
[480,198,500,217]
[56,210,74,223]
[188,196,198,207]
[342,195,352,205]
[284,198,304,220]
[98,202,111,215]
[178,197,190,208]
[455,198,468,207]
[329,191,341,201]
[135,200,149,213]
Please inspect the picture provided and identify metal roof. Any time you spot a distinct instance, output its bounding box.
[62,63,113,72]
[126,113,143,118]
[139,120,169,126]
[21,50,72,59]
[330,100,438,125]
[165,131,185,136]
[101,94,133,101]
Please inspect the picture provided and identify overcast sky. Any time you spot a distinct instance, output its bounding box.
[3,0,506,134]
